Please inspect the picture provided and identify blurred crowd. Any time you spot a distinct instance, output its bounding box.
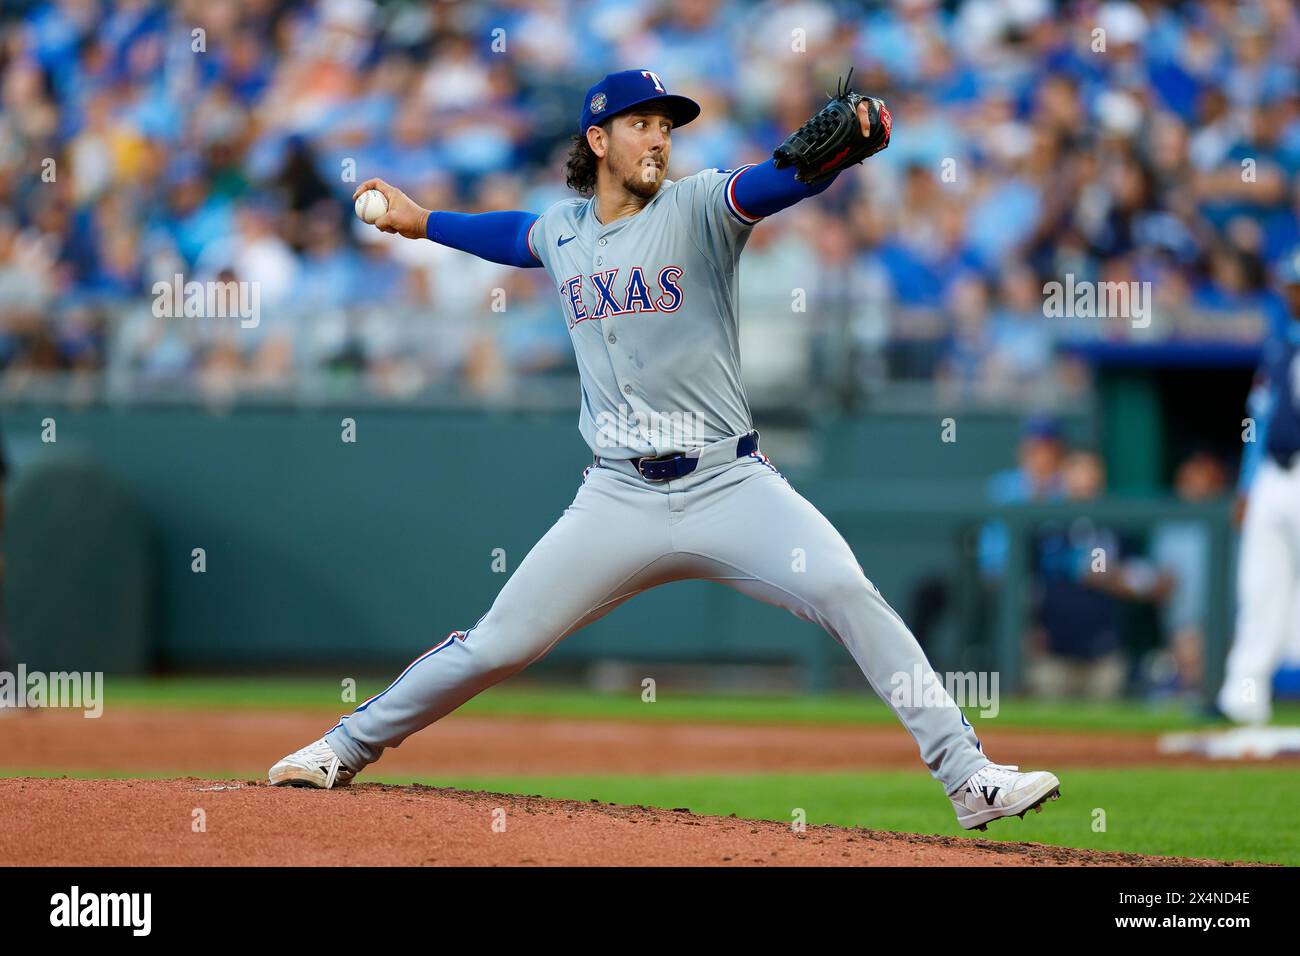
[0,0,1298,402]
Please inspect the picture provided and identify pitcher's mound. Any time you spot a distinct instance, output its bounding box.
[0,778,1241,866]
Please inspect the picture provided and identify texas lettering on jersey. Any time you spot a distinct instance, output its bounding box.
[559,266,684,328]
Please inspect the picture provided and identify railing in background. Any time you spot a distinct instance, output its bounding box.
[2,289,1268,417]
[813,487,1232,704]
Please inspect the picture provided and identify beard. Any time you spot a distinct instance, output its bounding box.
[611,151,665,199]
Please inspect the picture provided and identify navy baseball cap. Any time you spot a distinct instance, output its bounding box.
[1020,414,1063,442]
[579,69,701,134]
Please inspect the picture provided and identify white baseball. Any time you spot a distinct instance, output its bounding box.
[354,189,388,225]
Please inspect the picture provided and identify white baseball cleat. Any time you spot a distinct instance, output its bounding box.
[268,738,356,789]
[950,762,1061,831]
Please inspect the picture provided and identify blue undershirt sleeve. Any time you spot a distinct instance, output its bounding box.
[726,158,838,221]
[424,210,542,269]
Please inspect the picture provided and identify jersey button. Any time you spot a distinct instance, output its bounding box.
[608,333,617,344]
[598,238,608,246]
[623,384,633,395]
[595,257,603,265]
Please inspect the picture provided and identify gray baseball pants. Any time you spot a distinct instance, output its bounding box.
[325,435,990,792]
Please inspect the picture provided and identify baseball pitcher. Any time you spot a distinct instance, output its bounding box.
[270,69,1061,831]
[1218,245,1300,725]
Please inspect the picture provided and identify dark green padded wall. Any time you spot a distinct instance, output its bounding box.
[0,407,1058,683]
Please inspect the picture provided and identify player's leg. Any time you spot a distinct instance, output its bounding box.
[674,457,989,790]
[1219,462,1296,723]
[674,456,1059,828]
[271,465,678,785]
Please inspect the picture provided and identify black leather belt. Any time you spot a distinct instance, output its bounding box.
[632,431,759,482]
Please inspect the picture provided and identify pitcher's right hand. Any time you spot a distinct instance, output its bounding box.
[353,178,430,240]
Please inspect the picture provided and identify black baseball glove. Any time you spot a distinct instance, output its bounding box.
[773,69,892,186]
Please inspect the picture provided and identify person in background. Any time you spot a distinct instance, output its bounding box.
[911,414,1068,655]
[977,414,1068,578]
[1217,245,1300,724]
[1027,450,1172,699]
[1147,449,1230,698]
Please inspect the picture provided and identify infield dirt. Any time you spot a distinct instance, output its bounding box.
[0,777,1250,866]
[0,705,1284,777]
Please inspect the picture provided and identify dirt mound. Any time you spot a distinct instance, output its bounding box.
[0,778,1244,866]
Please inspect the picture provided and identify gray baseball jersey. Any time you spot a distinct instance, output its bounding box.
[527,169,757,459]
[322,168,991,796]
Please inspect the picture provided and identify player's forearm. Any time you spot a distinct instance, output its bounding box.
[726,159,836,221]
[424,210,543,269]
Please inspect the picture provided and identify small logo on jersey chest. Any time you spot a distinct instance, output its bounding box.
[558,234,576,246]
[590,92,607,114]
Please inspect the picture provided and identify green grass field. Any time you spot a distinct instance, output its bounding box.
[9,677,1300,864]
[390,768,1299,866]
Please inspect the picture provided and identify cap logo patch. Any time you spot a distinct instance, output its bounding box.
[590,92,607,114]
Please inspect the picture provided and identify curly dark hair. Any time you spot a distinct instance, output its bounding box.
[564,124,608,196]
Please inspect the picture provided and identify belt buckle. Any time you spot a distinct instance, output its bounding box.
[636,454,676,482]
